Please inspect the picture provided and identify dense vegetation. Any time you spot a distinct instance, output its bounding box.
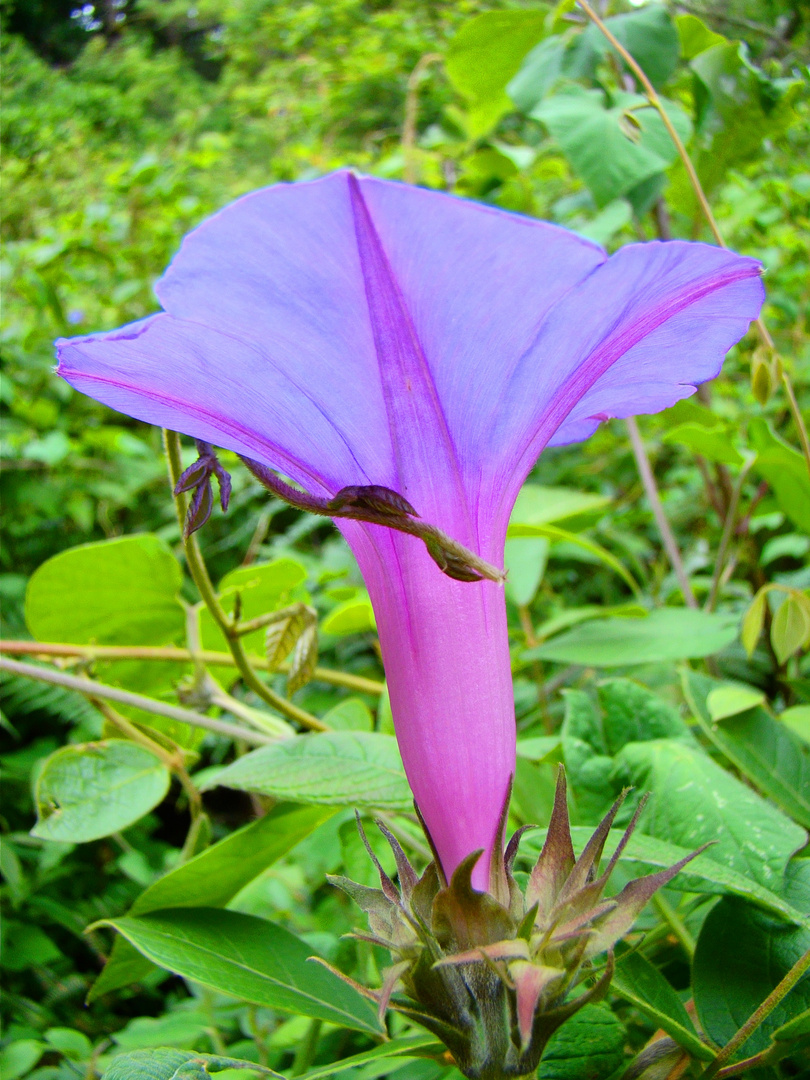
[1,2,809,1078]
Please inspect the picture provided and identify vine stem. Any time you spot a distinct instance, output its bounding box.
[0,657,273,746]
[163,430,327,732]
[0,640,384,696]
[697,946,810,1079]
[706,459,754,611]
[577,0,810,480]
[626,417,698,609]
[402,53,442,184]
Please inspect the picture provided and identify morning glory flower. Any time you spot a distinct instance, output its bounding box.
[55,170,764,890]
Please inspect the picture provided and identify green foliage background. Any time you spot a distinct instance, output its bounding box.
[1,1,809,1078]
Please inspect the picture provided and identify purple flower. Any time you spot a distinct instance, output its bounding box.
[55,171,763,890]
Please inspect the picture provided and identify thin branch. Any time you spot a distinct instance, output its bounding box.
[626,417,698,609]
[402,53,442,184]
[0,657,274,746]
[0,640,384,695]
[697,946,810,1079]
[577,0,810,480]
[706,459,754,611]
[164,430,328,732]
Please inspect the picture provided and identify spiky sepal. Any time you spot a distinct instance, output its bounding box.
[327,771,707,1080]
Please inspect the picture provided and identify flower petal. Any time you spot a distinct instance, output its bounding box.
[485,240,764,531]
[56,312,391,494]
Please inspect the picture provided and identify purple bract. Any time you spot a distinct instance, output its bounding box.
[56,170,764,889]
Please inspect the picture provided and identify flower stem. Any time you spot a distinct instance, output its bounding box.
[0,640,384,695]
[577,0,810,481]
[626,417,698,609]
[0,656,272,745]
[163,430,327,731]
[697,946,810,1079]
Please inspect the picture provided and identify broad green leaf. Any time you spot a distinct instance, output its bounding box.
[689,43,800,198]
[321,698,374,732]
[529,608,738,666]
[300,1034,444,1080]
[694,897,810,1058]
[611,948,712,1060]
[446,11,546,136]
[24,535,190,738]
[104,1047,278,1079]
[662,421,744,465]
[685,672,810,829]
[750,419,810,533]
[519,828,807,925]
[772,593,810,664]
[511,523,640,595]
[782,706,810,747]
[597,678,696,754]
[112,1010,211,1052]
[611,738,807,889]
[516,735,560,762]
[536,1003,626,1079]
[1,922,62,970]
[25,534,184,646]
[89,803,336,999]
[504,536,548,607]
[507,36,567,113]
[98,908,380,1033]
[532,87,691,207]
[530,603,648,644]
[576,5,680,90]
[44,1027,93,1059]
[201,559,309,680]
[321,596,376,636]
[676,13,726,60]
[761,534,810,565]
[32,740,170,843]
[742,589,767,656]
[559,689,615,822]
[509,484,610,532]
[706,684,766,720]
[0,1041,45,1080]
[205,732,411,811]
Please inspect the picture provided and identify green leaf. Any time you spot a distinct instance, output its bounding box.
[300,1035,445,1080]
[509,484,611,532]
[536,1003,626,1079]
[662,421,744,465]
[32,739,170,843]
[749,419,810,533]
[772,594,810,665]
[511,522,640,595]
[205,732,411,811]
[685,672,810,829]
[322,698,374,732]
[1,921,62,970]
[89,803,336,999]
[321,596,376,636]
[201,559,309,680]
[0,1041,45,1080]
[529,603,648,645]
[598,678,696,753]
[532,87,691,207]
[782,706,810,748]
[706,684,766,720]
[104,1047,278,1079]
[504,536,548,607]
[611,738,807,889]
[529,608,738,666]
[446,10,546,136]
[507,36,567,113]
[611,948,713,1060]
[25,534,184,646]
[97,908,380,1033]
[578,5,680,90]
[676,13,726,61]
[741,589,767,656]
[694,897,810,1058]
